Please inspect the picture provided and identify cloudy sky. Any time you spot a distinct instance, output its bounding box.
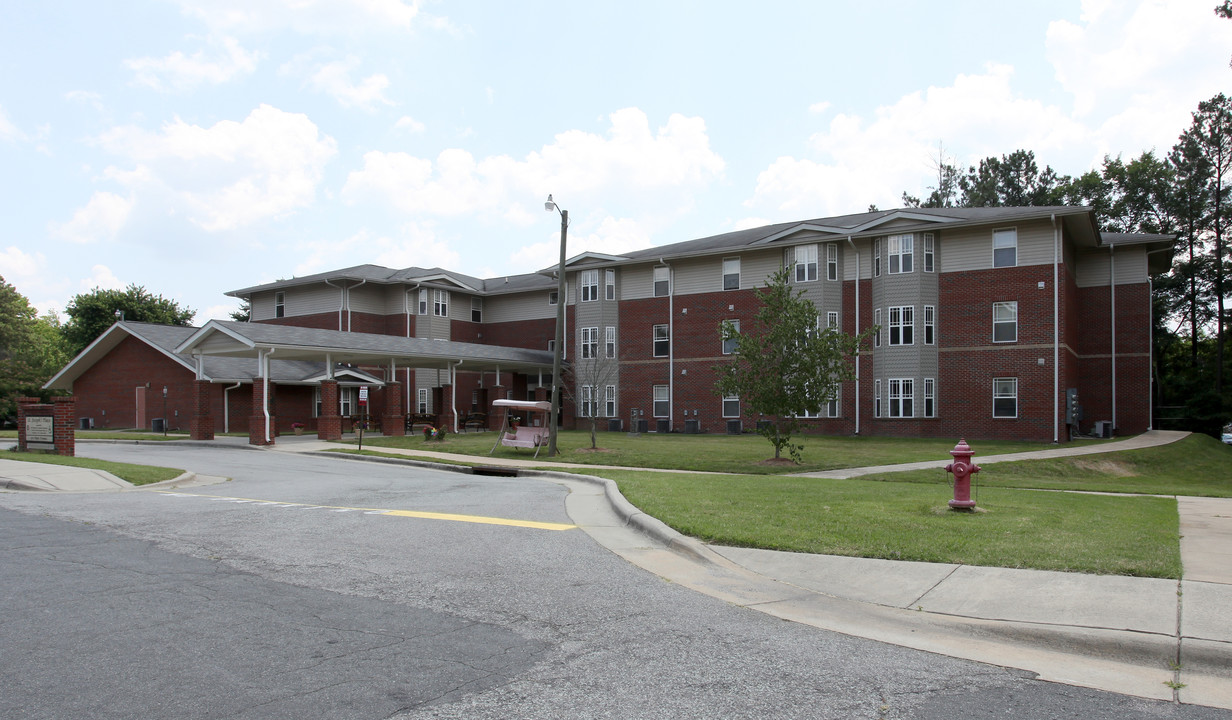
[2,0,1230,322]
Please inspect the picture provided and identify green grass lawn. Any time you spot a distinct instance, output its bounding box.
[595,469,1183,578]
[358,429,1101,474]
[0,429,189,442]
[1,449,184,485]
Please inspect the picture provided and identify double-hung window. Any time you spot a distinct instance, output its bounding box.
[924,378,935,418]
[654,266,670,297]
[604,385,616,417]
[827,387,840,418]
[580,269,599,302]
[722,258,740,290]
[653,324,669,357]
[581,326,598,359]
[419,288,428,315]
[653,385,669,417]
[889,306,914,346]
[873,308,882,348]
[993,301,1017,342]
[888,234,913,274]
[923,233,935,272]
[548,290,559,305]
[826,243,838,281]
[722,395,740,418]
[605,326,616,359]
[722,319,740,355]
[470,297,482,322]
[795,244,818,282]
[433,290,449,317]
[605,269,616,300]
[417,388,428,414]
[873,239,881,277]
[826,311,838,329]
[924,305,935,345]
[993,378,1018,418]
[579,385,595,417]
[274,291,285,318]
[889,378,914,418]
[993,228,1017,267]
[874,379,882,418]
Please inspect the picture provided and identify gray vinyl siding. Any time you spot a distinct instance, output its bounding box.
[869,233,940,389]
[669,257,717,296]
[486,291,556,323]
[297,285,343,319]
[741,248,784,287]
[348,284,385,315]
[622,264,655,300]
[1075,246,1150,287]
[250,291,276,321]
[941,219,1057,272]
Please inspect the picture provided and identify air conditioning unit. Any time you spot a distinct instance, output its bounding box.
[684,419,700,434]
[726,419,742,435]
[1094,420,1112,438]
[79,417,94,430]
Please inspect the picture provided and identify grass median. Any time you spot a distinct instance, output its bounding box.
[1,449,183,485]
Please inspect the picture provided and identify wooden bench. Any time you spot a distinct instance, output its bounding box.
[460,412,488,432]
[405,413,439,431]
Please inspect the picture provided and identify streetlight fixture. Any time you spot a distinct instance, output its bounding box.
[544,194,567,457]
[161,385,168,437]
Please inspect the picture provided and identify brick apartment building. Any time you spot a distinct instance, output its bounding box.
[47,205,1173,444]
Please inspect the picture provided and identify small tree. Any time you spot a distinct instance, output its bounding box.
[715,267,869,463]
[62,284,195,356]
[0,277,70,424]
[565,328,620,449]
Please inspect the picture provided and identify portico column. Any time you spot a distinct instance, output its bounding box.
[318,380,342,441]
[382,381,404,436]
[190,379,214,441]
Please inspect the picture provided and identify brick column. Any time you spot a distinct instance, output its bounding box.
[439,383,456,433]
[249,380,276,446]
[382,381,404,436]
[53,397,76,456]
[317,380,341,441]
[190,380,214,441]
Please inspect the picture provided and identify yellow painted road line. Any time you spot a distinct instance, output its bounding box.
[156,491,576,531]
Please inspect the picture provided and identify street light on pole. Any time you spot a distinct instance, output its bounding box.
[545,194,567,457]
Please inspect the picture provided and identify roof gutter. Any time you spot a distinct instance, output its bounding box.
[1051,214,1060,444]
[846,236,859,435]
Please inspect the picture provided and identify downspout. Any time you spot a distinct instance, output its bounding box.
[223,381,242,434]
[450,359,463,433]
[1051,214,1060,444]
[262,347,276,443]
[1109,244,1117,430]
[325,279,345,331]
[346,278,367,332]
[846,236,860,435]
[661,258,674,431]
[1148,276,1154,430]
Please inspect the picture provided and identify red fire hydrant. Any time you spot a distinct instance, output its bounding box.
[944,439,980,511]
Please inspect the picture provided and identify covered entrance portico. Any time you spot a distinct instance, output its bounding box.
[176,320,558,446]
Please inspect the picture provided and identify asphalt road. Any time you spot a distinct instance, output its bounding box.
[0,443,1227,720]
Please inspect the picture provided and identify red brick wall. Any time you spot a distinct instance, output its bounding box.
[73,335,198,430]
[483,318,555,351]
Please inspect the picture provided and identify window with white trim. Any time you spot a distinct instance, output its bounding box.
[419,288,428,315]
[548,290,559,305]
[993,301,1018,343]
[605,326,616,359]
[418,388,429,414]
[605,385,616,417]
[826,311,838,329]
[316,386,356,417]
[723,257,740,290]
[581,326,598,359]
[873,238,881,277]
[654,266,670,297]
[826,243,838,281]
[722,395,740,418]
[888,234,913,274]
[827,387,840,418]
[795,244,818,282]
[874,308,882,348]
[605,269,616,300]
[433,290,449,317]
[580,269,599,302]
[993,228,1017,268]
[653,385,669,417]
[274,291,285,318]
[579,385,595,417]
[993,377,1018,418]
[722,319,739,355]
[924,305,935,345]
[888,378,914,418]
[923,233,935,272]
[924,378,935,418]
[653,324,669,357]
[470,297,482,322]
[889,306,914,346]
[874,379,882,418]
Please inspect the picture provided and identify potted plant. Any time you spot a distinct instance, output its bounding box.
[291,421,306,436]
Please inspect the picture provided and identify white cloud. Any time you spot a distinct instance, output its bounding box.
[303,57,393,110]
[49,192,133,244]
[0,105,25,142]
[81,265,125,291]
[808,101,831,115]
[1,246,44,280]
[97,104,337,231]
[292,224,461,278]
[342,107,725,224]
[395,115,425,133]
[508,216,654,274]
[174,0,425,34]
[125,35,261,91]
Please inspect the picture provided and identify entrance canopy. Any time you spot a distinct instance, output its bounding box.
[176,320,556,374]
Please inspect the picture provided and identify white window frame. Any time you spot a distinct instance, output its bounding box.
[605,269,616,300]
[826,311,838,329]
[795,244,818,283]
[470,297,482,323]
[993,301,1018,343]
[722,319,740,355]
[654,266,670,297]
[433,290,449,318]
[722,395,740,418]
[653,385,669,417]
[826,243,838,281]
[579,385,595,418]
[923,233,935,273]
[993,377,1018,418]
[548,290,559,306]
[827,386,840,418]
[581,326,598,359]
[924,378,935,418]
[723,257,740,291]
[993,228,1017,268]
[873,238,881,277]
[924,305,935,345]
[580,269,599,302]
[605,326,616,359]
[653,324,669,357]
[417,388,429,414]
[419,288,428,315]
[889,378,914,418]
[874,308,882,348]
[874,379,882,418]
[274,291,285,318]
[889,306,914,346]
[605,384,617,417]
[888,234,914,274]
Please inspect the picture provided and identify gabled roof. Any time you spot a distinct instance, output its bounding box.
[1099,232,1178,274]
